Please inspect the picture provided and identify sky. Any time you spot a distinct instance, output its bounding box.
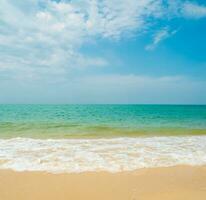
[0,0,206,104]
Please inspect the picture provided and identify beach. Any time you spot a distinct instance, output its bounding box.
[0,105,206,199]
[1,0,206,198]
[0,166,206,200]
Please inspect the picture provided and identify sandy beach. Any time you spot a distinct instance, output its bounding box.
[0,166,205,200]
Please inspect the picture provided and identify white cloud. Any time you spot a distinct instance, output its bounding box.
[145,27,177,51]
[0,0,164,78]
[182,1,206,19]
[0,0,205,82]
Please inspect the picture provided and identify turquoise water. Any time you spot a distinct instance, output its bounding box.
[0,104,206,138]
[0,105,206,172]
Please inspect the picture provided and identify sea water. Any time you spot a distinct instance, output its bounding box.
[0,104,205,172]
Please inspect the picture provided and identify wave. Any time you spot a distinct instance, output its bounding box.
[0,136,205,173]
[0,122,206,139]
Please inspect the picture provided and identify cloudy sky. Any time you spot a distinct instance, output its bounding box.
[0,0,206,104]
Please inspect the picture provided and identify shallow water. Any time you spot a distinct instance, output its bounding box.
[0,105,205,172]
[0,104,206,138]
[0,136,205,172]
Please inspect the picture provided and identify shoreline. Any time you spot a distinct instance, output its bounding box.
[0,128,205,139]
[0,132,206,139]
[0,136,205,173]
[0,166,206,200]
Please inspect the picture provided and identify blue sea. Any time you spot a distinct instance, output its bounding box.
[0,104,205,138]
[0,104,205,173]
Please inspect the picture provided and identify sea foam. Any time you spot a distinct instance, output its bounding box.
[0,136,205,173]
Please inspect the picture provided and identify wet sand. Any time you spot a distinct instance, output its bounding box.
[0,166,206,200]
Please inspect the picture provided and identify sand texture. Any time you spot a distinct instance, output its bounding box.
[0,166,206,200]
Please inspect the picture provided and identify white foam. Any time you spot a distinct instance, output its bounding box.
[0,136,206,173]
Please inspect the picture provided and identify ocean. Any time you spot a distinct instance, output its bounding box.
[0,104,206,138]
[0,104,205,173]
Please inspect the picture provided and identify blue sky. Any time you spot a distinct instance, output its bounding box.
[0,0,206,104]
